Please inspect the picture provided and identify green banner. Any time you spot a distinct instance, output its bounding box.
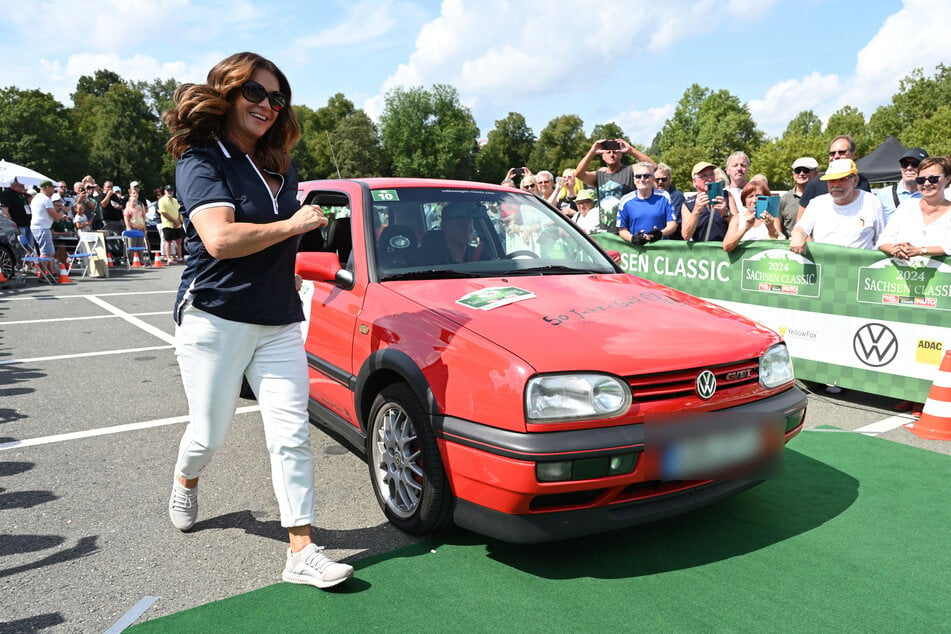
[593,234,950,402]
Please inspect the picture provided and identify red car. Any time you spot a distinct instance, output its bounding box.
[295,178,806,543]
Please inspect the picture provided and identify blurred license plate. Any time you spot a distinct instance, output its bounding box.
[662,424,762,480]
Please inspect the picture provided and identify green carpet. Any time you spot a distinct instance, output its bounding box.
[131,432,951,632]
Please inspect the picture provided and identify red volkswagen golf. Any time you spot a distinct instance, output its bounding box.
[294,178,806,543]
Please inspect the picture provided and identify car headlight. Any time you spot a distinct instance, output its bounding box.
[760,344,794,389]
[526,373,631,423]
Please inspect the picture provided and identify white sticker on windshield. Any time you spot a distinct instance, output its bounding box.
[456,286,536,310]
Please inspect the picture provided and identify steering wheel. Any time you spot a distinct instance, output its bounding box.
[506,250,540,259]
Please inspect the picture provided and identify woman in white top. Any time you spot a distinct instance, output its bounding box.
[878,156,951,259]
[723,181,781,252]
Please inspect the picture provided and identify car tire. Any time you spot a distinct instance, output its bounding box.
[0,244,16,281]
[366,383,453,535]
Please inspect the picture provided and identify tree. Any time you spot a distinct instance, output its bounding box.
[824,105,871,156]
[379,84,479,179]
[0,87,83,181]
[73,70,124,99]
[873,65,951,154]
[527,114,588,176]
[133,77,180,186]
[784,110,822,138]
[656,84,764,186]
[750,134,828,191]
[902,104,951,156]
[474,112,535,183]
[81,82,165,189]
[293,94,385,180]
[325,111,386,178]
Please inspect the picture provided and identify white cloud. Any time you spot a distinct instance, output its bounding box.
[747,72,844,137]
[614,104,675,144]
[292,0,397,50]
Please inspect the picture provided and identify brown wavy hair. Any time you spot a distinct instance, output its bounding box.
[163,52,300,173]
[740,180,771,206]
[918,156,951,176]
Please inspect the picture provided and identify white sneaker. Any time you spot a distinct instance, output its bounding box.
[283,544,353,589]
[168,480,198,531]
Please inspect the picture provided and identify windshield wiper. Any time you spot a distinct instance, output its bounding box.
[498,265,604,276]
[381,269,483,281]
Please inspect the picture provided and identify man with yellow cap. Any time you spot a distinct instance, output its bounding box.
[789,158,885,255]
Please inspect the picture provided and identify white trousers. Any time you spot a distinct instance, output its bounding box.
[174,304,316,527]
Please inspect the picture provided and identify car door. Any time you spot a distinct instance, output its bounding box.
[299,185,366,427]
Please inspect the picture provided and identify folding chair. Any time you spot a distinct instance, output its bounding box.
[68,231,98,279]
[21,250,56,284]
[121,230,151,269]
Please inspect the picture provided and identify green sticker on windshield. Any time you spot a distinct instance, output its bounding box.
[372,190,400,202]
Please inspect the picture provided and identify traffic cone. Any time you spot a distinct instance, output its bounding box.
[905,350,951,440]
[0,269,7,282]
[56,264,74,284]
[152,251,164,267]
[131,251,143,268]
[107,253,115,267]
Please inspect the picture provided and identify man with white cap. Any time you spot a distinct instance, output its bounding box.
[877,147,927,223]
[681,161,736,241]
[779,157,819,237]
[789,159,884,255]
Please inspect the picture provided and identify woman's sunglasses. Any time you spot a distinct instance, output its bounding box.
[240,81,287,112]
[915,175,943,185]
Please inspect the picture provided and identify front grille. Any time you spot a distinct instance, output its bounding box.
[627,358,760,401]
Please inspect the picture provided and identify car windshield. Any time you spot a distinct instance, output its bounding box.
[370,187,615,280]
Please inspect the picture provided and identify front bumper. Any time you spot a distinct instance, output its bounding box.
[434,386,807,543]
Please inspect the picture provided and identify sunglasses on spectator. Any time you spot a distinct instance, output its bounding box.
[536,180,552,185]
[523,184,537,189]
[915,175,943,185]
[240,81,287,111]
[633,173,653,180]
[654,177,669,183]
[793,167,815,175]
[828,149,850,157]
[900,161,920,169]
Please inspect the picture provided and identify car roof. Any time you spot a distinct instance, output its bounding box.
[298,177,518,194]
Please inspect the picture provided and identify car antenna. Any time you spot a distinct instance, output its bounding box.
[325,131,342,179]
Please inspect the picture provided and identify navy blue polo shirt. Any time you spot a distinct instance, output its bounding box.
[173,138,304,325]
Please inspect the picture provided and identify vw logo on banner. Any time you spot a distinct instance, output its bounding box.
[853,323,898,367]
[696,369,717,400]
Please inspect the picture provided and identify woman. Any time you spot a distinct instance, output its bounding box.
[162,52,352,589]
[722,181,781,252]
[877,156,951,259]
[124,187,148,232]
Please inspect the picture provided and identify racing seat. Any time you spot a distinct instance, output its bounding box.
[376,225,418,269]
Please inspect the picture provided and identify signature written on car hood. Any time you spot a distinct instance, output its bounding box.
[385,273,780,374]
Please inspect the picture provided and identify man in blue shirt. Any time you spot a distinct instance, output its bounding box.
[877,147,927,223]
[616,162,677,245]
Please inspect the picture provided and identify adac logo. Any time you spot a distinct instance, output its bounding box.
[853,323,898,367]
[695,369,717,400]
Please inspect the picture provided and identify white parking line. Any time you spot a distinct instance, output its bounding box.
[84,295,176,344]
[103,595,160,634]
[3,311,167,326]
[0,290,175,301]
[0,345,174,366]
[854,414,915,435]
[0,406,262,451]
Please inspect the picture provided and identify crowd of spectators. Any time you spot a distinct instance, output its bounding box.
[499,134,950,259]
[0,174,185,281]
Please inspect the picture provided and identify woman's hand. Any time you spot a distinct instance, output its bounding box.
[289,204,329,234]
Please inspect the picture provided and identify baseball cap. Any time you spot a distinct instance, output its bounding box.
[51,193,62,202]
[792,157,819,170]
[575,189,597,203]
[691,161,717,177]
[820,159,858,181]
[113,186,121,193]
[39,179,54,188]
[164,184,175,191]
[899,148,928,164]
[130,180,140,188]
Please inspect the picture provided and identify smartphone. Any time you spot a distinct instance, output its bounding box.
[601,140,620,151]
[706,181,723,201]
[755,195,780,219]
[513,167,524,177]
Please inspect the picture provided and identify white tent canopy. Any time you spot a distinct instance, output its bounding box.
[0,159,56,188]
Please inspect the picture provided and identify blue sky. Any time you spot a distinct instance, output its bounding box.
[1,0,948,146]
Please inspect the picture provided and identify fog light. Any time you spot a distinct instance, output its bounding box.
[608,453,638,475]
[536,461,572,482]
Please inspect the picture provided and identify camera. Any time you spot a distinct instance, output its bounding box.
[513,167,524,177]
[601,140,620,151]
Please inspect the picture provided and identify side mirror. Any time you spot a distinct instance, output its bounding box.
[296,251,353,288]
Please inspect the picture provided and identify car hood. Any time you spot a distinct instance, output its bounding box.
[385,274,779,374]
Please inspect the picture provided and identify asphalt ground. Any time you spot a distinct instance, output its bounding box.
[1,265,948,632]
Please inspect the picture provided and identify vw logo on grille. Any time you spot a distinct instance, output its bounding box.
[696,370,717,400]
